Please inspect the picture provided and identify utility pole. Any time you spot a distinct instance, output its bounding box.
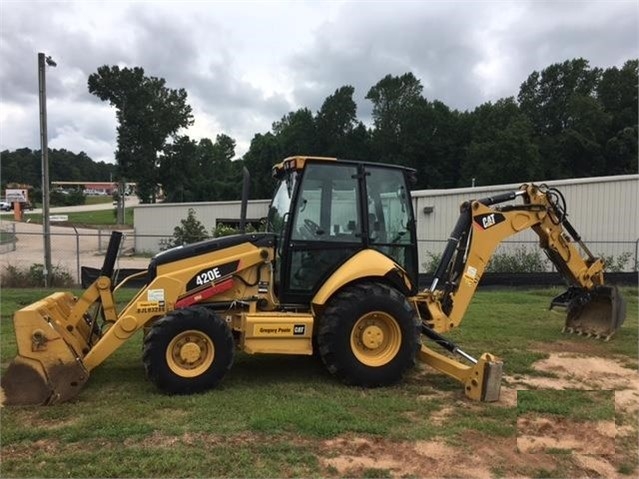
[38,52,56,287]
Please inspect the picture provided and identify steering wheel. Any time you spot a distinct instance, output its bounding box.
[300,218,321,239]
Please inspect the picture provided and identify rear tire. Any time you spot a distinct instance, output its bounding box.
[318,282,420,387]
[142,306,234,394]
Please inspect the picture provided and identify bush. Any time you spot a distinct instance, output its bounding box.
[486,247,549,273]
[598,252,633,272]
[1,263,74,287]
[422,252,442,274]
[422,247,550,274]
[167,208,209,248]
[50,189,86,206]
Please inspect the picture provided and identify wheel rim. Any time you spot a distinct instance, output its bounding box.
[350,311,402,367]
[166,330,215,378]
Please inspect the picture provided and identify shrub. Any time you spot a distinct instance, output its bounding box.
[486,247,549,273]
[598,251,633,272]
[1,263,74,287]
[422,247,550,274]
[50,189,86,206]
[422,252,443,274]
[168,208,209,248]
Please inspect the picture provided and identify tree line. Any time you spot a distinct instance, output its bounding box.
[0,148,115,190]
[1,58,636,203]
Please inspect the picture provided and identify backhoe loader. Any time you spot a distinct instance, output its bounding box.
[1,156,626,406]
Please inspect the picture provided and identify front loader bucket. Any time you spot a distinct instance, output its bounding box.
[553,286,626,340]
[1,292,91,406]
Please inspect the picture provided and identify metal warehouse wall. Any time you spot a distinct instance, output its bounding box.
[134,199,271,252]
[412,174,638,272]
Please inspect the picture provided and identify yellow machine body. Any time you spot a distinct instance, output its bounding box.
[0,158,626,406]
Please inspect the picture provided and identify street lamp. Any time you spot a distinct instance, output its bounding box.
[38,52,56,287]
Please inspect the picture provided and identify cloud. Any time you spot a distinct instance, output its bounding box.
[1,0,637,165]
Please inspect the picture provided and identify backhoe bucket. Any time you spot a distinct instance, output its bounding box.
[553,286,626,339]
[1,292,91,406]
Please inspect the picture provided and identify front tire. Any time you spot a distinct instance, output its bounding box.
[318,282,420,387]
[142,306,234,394]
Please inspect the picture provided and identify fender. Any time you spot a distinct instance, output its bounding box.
[311,249,414,308]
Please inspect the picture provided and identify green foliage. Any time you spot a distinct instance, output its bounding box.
[486,247,549,273]
[517,390,614,421]
[599,251,634,272]
[0,148,115,190]
[169,208,209,247]
[88,65,194,203]
[25,208,133,227]
[423,248,549,274]
[241,57,637,196]
[50,188,86,206]
[159,135,243,203]
[0,263,74,287]
[422,252,442,274]
[212,223,240,238]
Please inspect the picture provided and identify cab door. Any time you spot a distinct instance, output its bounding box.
[279,161,364,304]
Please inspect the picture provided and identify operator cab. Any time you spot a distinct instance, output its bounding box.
[267,156,418,304]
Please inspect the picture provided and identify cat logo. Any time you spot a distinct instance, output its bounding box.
[474,212,505,230]
[483,214,496,229]
[293,324,306,335]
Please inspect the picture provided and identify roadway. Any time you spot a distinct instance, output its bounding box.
[0,196,147,283]
[0,196,140,216]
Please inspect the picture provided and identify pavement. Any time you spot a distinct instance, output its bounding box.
[0,197,148,284]
[0,196,140,216]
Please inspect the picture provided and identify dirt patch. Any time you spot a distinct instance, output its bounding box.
[573,455,620,478]
[429,405,455,425]
[320,435,492,478]
[125,430,270,449]
[517,416,616,454]
[505,353,639,413]
[319,433,570,478]
[531,339,604,356]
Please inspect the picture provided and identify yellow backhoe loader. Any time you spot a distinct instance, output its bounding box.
[1,156,626,406]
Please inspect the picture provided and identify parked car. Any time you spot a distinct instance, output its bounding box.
[0,201,34,211]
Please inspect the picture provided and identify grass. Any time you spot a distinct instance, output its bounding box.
[517,389,615,421]
[22,207,134,227]
[1,287,637,478]
[84,196,115,205]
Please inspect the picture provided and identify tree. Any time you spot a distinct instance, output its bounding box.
[158,135,199,202]
[0,148,115,193]
[366,73,424,164]
[272,108,319,157]
[461,98,540,185]
[518,58,601,136]
[597,60,639,174]
[241,133,281,199]
[315,86,364,157]
[169,208,209,247]
[88,66,193,203]
[517,59,605,178]
[159,134,241,203]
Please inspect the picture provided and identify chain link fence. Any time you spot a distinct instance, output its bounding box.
[418,239,639,274]
[1,220,637,287]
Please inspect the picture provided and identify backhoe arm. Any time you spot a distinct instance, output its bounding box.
[413,183,625,401]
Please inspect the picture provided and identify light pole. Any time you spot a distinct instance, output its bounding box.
[38,52,56,287]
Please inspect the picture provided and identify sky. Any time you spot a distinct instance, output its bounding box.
[0,0,637,165]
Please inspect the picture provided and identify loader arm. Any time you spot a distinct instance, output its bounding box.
[1,232,275,405]
[413,183,626,401]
